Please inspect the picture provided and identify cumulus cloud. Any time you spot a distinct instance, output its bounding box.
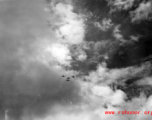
[45,0,87,66]
[69,75,152,120]
[67,60,151,120]
[85,62,151,85]
[47,2,85,45]
[130,1,152,23]
[44,43,72,65]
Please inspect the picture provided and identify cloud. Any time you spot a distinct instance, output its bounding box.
[107,0,135,12]
[41,1,152,120]
[23,82,126,120]
[68,60,151,120]
[0,0,84,119]
[47,2,85,45]
[130,1,152,23]
[113,25,126,42]
[94,18,113,31]
[77,53,87,61]
[34,112,91,120]
[108,0,152,23]
[130,35,139,42]
[73,81,152,120]
[85,62,151,85]
[136,76,152,86]
[3,58,149,120]
[44,43,72,66]
[91,85,113,97]
[113,25,138,43]
[44,0,87,66]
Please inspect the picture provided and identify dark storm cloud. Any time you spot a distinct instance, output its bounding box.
[72,0,152,70]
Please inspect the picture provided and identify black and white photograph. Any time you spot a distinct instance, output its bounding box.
[0,0,152,120]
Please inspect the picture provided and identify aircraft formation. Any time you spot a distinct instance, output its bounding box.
[62,75,75,81]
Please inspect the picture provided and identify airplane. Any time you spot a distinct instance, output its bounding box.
[71,76,75,78]
[62,75,65,77]
[62,75,76,82]
[66,77,70,81]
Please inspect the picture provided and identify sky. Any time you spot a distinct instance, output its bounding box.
[0,0,152,120]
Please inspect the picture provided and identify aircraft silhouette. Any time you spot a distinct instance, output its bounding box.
[61,75,76,82]
[72,76,75,78]
[62,75,65,77]
[66,77,70,81]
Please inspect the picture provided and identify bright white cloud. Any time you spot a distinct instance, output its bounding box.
[91,85,113,97]
[111,90,126,105]
[77,53,87,61]
[130,1,152,22]
[50,3,85,45]
[44,1,87,67]
[46,43,72,65]
[19,37,72,66]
